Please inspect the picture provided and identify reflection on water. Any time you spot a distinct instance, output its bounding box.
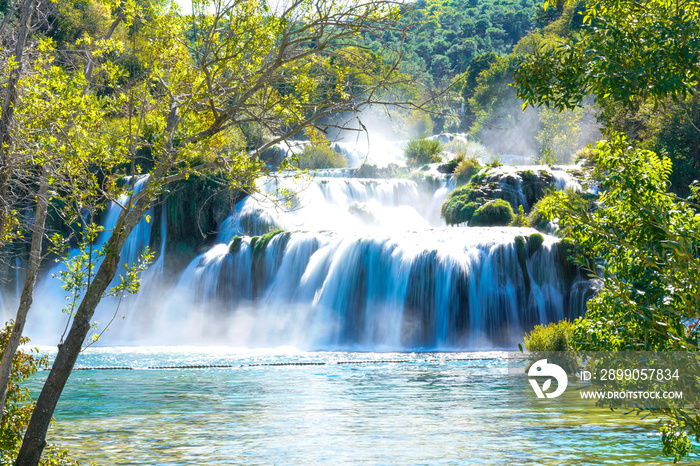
[26,348,698,465]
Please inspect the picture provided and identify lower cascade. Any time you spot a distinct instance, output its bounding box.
[173,228,578,349]
[13,163,588,349]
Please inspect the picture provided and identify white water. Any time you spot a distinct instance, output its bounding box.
[17,147,588,349]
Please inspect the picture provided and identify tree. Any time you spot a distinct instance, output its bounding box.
[0,0,36,244]
[0,4,127,429]
[540,134,700,460]
[14,1,414,463]
[0,323,78,464]
[513,0,700,111]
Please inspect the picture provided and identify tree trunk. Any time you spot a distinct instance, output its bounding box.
[0,172,49,424]
[0,0,36,242]
[15,187,153,466]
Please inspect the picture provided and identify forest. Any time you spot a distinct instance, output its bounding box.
[0,0,699,464]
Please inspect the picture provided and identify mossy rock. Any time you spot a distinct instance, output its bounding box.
[470,199,515,226]
[348,202,378,224]
[229,236,243,254]
[529,232,544,256]
[441,184,480,225]
[251,229,286,257]
[514,235,531,294]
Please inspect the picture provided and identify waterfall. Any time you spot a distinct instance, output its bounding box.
[135,167,588,349]
[19,144,590,348]
[158,228,574,349]
[28,176,154,340]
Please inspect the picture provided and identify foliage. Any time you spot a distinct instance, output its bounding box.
[454,157,482,185]
[470,199,514,226]
[51,224,154,347]
[297,145,347,170]
[514,0,700,110]
[643,95,700,196]
[509,204,528,226]
[404,136,444,166]
[542,134,700,352]
[461,52,498,104]
[523,319,575,352]
[535,106,585,164]
[367,0,537,84]
[0,323,78,465]
[404,110,434,137]
[526,196,553,231]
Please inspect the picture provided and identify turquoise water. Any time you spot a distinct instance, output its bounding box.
[27,348,699,465]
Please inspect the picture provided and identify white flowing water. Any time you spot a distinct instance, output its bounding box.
[19,157,587,349]
[104,167,584,349]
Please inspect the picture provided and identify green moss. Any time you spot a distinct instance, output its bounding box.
[229,236,243,254]
[252,229,285,257]
[514,235,531,294]
[470,170,487,184]
[529,232,544,255]
[521,169,536,182]
[470,199,515,226]
[441,184,480,225]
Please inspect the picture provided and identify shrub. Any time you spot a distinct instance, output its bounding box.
[470,199,514,226]
[296,144,347,169]
[404,136,444,166]
[0,323,79,465]
[509,205,528,226]
[574,144,596,166]
[438,153,464,174]
[527,196,553,231]
[454,157,482,186]
[524,319,575,352]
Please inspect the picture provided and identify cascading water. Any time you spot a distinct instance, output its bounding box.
[125,164,586,349]
[23,147,589,349]
[27,176,154,339]
[170,227,571,349]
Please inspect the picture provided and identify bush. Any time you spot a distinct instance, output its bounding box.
[574,144,596,166]
[509,205,528,226]
[526,195,554,231]
[470,199,514,226]
[524,319,575,352]
[438,153,464,174]
[0,322,79,465]
[454,157,482,186]
[297,144,347,169]
[404,136,444,166]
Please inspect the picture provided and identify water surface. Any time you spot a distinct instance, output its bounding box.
[27,347,699,465]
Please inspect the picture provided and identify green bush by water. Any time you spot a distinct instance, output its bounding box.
[524,319,575,352]
[297,145,347,169]
[454,157,482,186]
[404,136,444,166]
